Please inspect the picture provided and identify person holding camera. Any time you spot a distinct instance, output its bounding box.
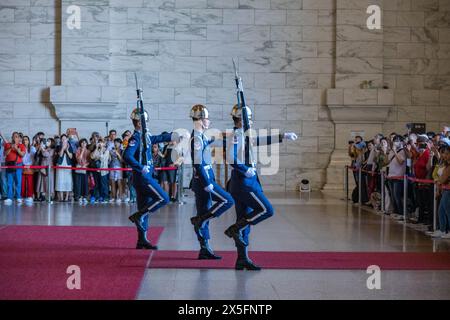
[413,135,433,226]
[90,139,110,203]
[109,138,124,203]
[74,139,90,204]
[55,134,74,202]
[387,135,407,220]
[88,132,102,203]
[3,132,26,205]
[348,136,368,203]
[35,137,56,202]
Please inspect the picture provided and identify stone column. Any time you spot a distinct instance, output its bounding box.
[323,88,393,190]
[323,0,391,190]
[50,0,121,136]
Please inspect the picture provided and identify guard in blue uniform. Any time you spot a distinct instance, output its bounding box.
[225,105,298,270]
[123,108,180,249]
[189,104,235,259]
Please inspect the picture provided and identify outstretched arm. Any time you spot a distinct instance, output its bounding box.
[253,132,297,146]
[149,132,174,145]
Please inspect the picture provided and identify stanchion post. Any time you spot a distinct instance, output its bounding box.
[433,182,437,232]
[381,171,385,213]
[177,165,185,205]
[344,165,349,201]
[403,175,408,223]
[358,167,362,206]
[47,164,51,204]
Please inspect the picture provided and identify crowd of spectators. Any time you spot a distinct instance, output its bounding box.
[348,126,450,239]
[0,129,182,206]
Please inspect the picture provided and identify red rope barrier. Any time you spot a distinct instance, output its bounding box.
[0,165,178,171]
[347,167,381,176]
[345,166,450,192]
[385,175,404,181]
[407,177,434,184]
[360,169,379,176]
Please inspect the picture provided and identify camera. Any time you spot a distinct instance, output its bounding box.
[348,140,354,145]
[40,138,47,146]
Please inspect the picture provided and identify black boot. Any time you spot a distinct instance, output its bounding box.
[190,212,214,240]
[198,240,221,260]
[224,218,249,246]
[136,228,158,250]
[235,242,261,271]
[129,209,148,231]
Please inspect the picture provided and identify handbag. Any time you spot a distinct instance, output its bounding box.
[5,151,18,173]
[88,174,96,191]
[40,167,48,176]
[23,167,34,175]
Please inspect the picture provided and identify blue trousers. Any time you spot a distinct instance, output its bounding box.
[0,167,7,198]
[192,178,234,241]
[135,177,170,232]
[99,174,109,200]
[6,164,23,200]
[231,189,274,246]
[439,190,450,233]
[389,180,404,215]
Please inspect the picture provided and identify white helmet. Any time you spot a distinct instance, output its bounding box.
[190,104,209,120]
[130,108,148,121]
[231,104,252,120]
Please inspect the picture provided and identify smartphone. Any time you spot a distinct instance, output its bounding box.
[68,128,77,136]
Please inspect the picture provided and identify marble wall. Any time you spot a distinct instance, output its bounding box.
[382,0,450,134]
[0,0,449,191]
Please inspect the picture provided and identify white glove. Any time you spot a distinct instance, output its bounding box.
[245,167,256,178]
[141,165,150,175]
[204,184,214,192]
[284,132,298,141]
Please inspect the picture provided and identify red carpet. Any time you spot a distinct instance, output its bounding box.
[0,225,163,300]
[149,250,450,270]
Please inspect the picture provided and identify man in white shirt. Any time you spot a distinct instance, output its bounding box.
[388,135,407,219]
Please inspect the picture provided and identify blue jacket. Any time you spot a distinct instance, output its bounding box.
[226,127,282,192]
[190,130,222,188]
[123,130,173,185]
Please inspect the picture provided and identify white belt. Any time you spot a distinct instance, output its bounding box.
[204,164,212,170]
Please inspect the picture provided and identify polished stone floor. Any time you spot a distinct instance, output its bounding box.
[1,191,450,300]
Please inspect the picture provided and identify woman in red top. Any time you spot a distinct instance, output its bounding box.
[3,132,26,205]
[413,137,432,225]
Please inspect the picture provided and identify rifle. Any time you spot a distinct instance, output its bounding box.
[232,59,253,167]
[134,73,148,165]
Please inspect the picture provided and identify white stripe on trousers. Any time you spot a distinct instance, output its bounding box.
[208,188,227,215]
[246,191,267,222]
[146,184,164,213]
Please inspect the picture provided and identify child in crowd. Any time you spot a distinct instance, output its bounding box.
[109,138,124,203]
[21,136,36,205]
